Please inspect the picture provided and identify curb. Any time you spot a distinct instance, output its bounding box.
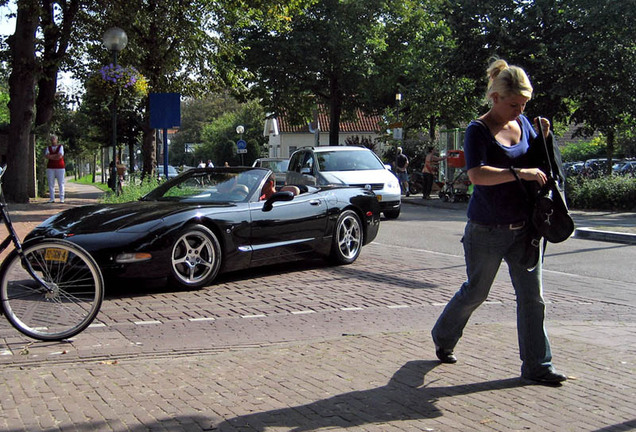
[574,227,636,245]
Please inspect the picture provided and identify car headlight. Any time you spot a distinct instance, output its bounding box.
[386,178,401,192]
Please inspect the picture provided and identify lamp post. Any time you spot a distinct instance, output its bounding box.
[236,125,245,165]
[102,27,128,194]
[394,92,402,172]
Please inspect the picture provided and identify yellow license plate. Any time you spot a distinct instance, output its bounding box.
[376,195,383,202]
[44,248,69,262]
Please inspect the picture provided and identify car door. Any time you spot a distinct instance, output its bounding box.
[248,189,329,266]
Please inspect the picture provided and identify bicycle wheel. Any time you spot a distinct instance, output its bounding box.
[0,239,104,341]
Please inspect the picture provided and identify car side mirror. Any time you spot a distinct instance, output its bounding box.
[300,167,312,175]
[262,191,294,211]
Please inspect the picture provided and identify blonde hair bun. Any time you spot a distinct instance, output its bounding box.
[485,58,533,102]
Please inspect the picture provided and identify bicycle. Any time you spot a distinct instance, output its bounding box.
[0,166,104,341]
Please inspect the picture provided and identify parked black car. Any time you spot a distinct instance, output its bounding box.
[26,167,381,289]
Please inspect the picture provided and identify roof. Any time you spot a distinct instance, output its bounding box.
[277,107,382,134]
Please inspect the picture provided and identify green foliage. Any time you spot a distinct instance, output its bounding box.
[0,90,8,126]
[567,176,636,211]
[560,136,607,162]
[199,100,266,166]
[101,176,162,204]
[169,93,242,166]
[223,0,393,143]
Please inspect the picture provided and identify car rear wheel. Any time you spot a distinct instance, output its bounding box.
[329,210,363,264]
[169,224,221,289]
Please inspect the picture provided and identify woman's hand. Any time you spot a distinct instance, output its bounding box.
[534,117,550,139]
[518,167,547,186]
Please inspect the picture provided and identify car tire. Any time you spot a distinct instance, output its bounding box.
[329,210,363,265]
[383,207,400,219]
[169,224,222,289]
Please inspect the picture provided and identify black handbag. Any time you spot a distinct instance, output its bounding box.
[515,117,575,269]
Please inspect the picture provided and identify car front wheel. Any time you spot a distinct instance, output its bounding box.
[169,224,221,289]
[329,210,363,264]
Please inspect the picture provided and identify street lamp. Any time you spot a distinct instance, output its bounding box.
[236,125,245,165]
[103,27,128,194]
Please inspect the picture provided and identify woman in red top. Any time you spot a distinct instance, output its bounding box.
[44,134,65,203]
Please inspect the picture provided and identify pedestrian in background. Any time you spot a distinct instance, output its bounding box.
[421,147,445,199]
[395,147,409,196]
[207,160,214,168]
[44,134,65,203]
[431,58,567,385]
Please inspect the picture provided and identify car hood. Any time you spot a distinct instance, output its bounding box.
[322,169,394,185]
[32,201,230,235]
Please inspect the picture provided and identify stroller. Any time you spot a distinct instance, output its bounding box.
[438,169,471,202]
[438,150,472,203]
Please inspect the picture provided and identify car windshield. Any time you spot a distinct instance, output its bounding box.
[316,150,385,172]
[260,160,289,173]
[143,168,269,203]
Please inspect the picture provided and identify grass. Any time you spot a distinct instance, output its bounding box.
[71,173,162,203]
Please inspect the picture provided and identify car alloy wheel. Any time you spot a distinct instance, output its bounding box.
[170,224,221,289]
[330,210,362,264]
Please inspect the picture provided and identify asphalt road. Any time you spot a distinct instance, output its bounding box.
[380,202,636,305]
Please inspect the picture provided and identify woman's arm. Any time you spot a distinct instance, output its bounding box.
[467,165,547,186]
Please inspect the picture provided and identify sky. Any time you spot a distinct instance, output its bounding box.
[0,3,15,36]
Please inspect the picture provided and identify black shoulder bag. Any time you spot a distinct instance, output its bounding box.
[513,117,575,270]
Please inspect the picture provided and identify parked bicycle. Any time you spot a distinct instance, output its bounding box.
[0,166,104,341]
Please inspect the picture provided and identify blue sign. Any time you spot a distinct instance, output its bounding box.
[237,139,247,149]
[149,93,181,129]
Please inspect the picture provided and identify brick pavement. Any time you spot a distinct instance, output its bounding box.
[0,183,634,431]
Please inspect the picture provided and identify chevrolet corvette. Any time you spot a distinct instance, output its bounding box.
[26,167,381,289]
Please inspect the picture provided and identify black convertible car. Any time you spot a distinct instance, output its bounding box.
[26,167,381,289]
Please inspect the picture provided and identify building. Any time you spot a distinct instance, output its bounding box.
[264,107,385,158]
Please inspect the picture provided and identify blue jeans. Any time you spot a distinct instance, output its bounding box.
[432,221,554,377]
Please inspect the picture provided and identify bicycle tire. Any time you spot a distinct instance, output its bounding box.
[0,239,104,341]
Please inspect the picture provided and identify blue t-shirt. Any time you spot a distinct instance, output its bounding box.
[465,115,537,224]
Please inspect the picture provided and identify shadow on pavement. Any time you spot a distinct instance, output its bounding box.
[213,360,527,431]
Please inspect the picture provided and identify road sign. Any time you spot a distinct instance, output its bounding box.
[237,149,247,154]
[237,139,247,150]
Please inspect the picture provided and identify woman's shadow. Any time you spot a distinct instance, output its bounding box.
[214,360,527,431]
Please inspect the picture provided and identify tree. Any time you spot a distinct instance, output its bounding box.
[199,99,266,166]
[4,0,84,202]
[34,0,80,134]
[223,0,391,146]
[443,0,635,168]
[5,0,38,202]
[559,0,636,171]
[169,92,241,166]
[374,0,479,142]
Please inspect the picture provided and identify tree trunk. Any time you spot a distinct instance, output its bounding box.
[35,0,79,132]
[6,0,39,203]
[428,116,437,144]
[141,106,156,180]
